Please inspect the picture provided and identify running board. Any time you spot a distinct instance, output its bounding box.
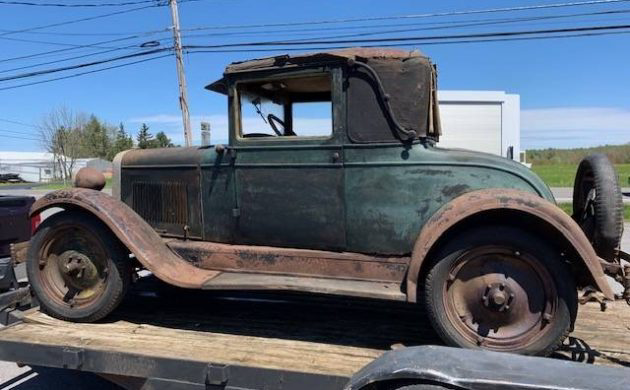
[203,273,407,301]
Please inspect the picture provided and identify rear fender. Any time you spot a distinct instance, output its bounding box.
[406,188,615,302]
[29,189,219,288]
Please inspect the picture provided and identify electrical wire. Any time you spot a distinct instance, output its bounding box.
[180,0,630,31]
[0,130,40,142]
[0,44,149,74]
[0,118,38,128]
[178,8,630,43]
[0,3,158,37]
[0,0,159,6]
[4,6,624,77]
[0,54,171,91]
[0,48,169,82]
[0,26,627,93]
[0,34,141,50]
[4,6,627,74]
[180,23,630,50]
[185,29,630,54]
[0,33,163,63]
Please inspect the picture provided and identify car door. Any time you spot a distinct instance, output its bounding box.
[231,69,346,251]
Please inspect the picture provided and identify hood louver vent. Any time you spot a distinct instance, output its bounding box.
[132,181,188,225]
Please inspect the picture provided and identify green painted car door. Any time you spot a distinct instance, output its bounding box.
[233,140,345,251]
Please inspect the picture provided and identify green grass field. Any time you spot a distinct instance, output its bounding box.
[530,163,630,187]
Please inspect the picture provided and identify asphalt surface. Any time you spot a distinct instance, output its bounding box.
[553,187,630,203]
[0,186,628,389]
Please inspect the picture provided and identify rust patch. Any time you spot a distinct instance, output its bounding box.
[406,188,615,302]
[441,184,470,197]
[30,188,220,289]
[167,240,410,283]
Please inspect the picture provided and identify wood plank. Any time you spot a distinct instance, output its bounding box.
[553,301,630,366]
[7,312,382,377]
[1,284,628,377]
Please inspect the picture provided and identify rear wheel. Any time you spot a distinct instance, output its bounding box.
[424,226,576,356]
[26,211,131,322]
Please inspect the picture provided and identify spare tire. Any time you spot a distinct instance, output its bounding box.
[572,153,624,259]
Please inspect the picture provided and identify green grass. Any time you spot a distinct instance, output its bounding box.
[39,177,112,190]
[530,163,630,187]
[557,202,630,222]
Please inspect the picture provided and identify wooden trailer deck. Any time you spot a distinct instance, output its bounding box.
[0,280,628,385]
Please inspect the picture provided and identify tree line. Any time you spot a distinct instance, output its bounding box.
[527,143,630,165]
[39,107,175,180]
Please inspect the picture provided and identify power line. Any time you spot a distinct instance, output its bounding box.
[0,118,38,128]
[0,34,160,63]
[0,27,167,37]
[0,47,169,82]
[5,2,627,38]
[180,0,630,32]
[0,0,158,6]
[0,130,39,142]
[0,34,141,50]
[185,29,630,54]
[0,0,202,6]
[0,3,158,37]
[181,23,630,50]
[1,25,627,92]
[0,44,146,74]
[0,128,37,136]
[2,23,628,86]
[179,8,630,43]
[5,7,626,75]
[0,54,171,91]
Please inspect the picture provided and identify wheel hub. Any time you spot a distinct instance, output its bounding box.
[482,282,515,312]
[57,250,100,290]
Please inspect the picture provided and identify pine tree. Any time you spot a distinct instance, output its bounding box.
[136,123,153,149]
[154,131,174,148]
[83,115,110,158]
[107,123,134,159]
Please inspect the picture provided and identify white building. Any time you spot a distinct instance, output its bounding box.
[0,151,112,182]
[0,151,59,182]
[438,91,520,161]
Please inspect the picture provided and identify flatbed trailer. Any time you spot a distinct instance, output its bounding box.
[0,277,629,389]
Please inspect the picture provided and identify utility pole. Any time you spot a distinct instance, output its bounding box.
[168,0,192,147]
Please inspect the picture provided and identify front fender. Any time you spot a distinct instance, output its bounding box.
[30,188,219,289]
[406,188,614,302]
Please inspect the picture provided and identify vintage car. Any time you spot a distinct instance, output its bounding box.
[23,48,627,356]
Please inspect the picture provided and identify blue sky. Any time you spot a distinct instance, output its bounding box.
[0,0,629,151]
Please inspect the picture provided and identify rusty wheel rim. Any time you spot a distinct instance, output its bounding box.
[36,225,109,309]
[443,246,557,351]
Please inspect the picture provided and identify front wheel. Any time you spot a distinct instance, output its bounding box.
[424,226,576,356]
[26,211,131,322]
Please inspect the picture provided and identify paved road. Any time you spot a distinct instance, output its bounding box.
[552,187,630,203]
[0,187,628,388]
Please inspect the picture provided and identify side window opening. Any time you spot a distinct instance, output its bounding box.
[238,74,332,139]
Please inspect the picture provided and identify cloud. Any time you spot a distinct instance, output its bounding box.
[130,106,630,150]
[521,107,630,149]
[126,114,332,144]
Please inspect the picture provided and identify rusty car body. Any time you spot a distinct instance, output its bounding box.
[22,48,627,356]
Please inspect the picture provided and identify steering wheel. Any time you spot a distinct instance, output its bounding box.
[267,114,285,136]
